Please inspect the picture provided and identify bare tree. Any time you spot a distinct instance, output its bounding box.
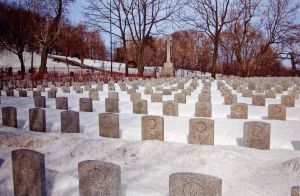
[25,0,73,73]
[85,0,180,76]
[179,0,244,78]
[227,0,261,76]
[85,0,133,76]
[0,2,32,74]
[278,25,300,75]
[235,0,300,76]
[125,0,180,76]
[261,0,299,54]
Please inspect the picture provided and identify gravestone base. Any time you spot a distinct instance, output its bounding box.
[162,65,174,77]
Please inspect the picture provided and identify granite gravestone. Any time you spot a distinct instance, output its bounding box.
[80,98,93,112]
[169,172,222,196]
[99,113,119,138]
[243,121,271,150]
[195,102,212,118]
[2,107,17,128]
[61,110,80,133]
[78,160,121,196]
[189,118,214,145]
[12,149,46,196]
[268,104,286,120]
[163,101,178,116]
[141,115,164,141]
[231,103,248,119]
[29,108,46,132]
[56,97,68,110]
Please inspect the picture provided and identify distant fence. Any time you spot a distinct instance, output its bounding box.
[0,67,158,88]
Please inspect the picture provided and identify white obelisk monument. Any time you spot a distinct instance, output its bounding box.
[162,35,174,77]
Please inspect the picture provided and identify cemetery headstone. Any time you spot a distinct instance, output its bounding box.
[169,172,222,196]
[243,121,271,150]
[189,118,214,145]
[29,108,46,132]
[78,160,121,196]
[80,98,93,112]
[12,149,46,196]
[141,115,164,141]
[2,107,17,128]
[99,113,119,138]
[61,110,80,133]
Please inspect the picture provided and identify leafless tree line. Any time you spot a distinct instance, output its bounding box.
[85,0,299,77]
[1,0,299,78]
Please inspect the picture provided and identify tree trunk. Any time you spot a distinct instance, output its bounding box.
[16,52,25,79]
[290,52,297,76]
[66,56,69,76]
[17,52,25,74]
[137,45,145,77]
[211,37,219,79]
[31,50,34,69]
[39,47,49,73]
[124,44,129,76]
[80,54,84,67]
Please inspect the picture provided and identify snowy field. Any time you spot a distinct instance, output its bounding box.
[0,78,300,195]
[0,51,208,77]
[0,51,81,72]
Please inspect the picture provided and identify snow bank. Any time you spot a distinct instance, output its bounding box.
[0,129,299,196]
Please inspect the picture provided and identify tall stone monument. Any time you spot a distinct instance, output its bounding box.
[162,35,174,77]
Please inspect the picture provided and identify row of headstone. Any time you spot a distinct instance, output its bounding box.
[11,148,224,196]
[11,148,299,196]
[219,83,298,107]
[2,107,272,149]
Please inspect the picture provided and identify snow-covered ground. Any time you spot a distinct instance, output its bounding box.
[0,79,300,195]
[1,51,210,77]
[0,51,81,72]
[50,54,210,77]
